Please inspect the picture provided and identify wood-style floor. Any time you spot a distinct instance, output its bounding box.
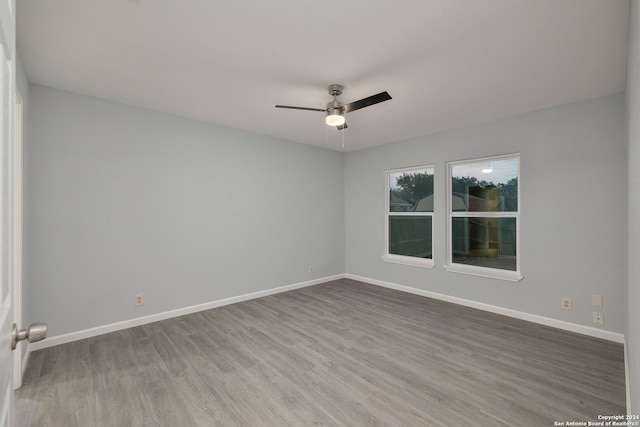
[15,279,626,426]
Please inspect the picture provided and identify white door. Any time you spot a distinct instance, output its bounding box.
[12,90,22,390]
[0,0,16,425]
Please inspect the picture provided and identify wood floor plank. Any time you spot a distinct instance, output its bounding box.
[15,278,626,426]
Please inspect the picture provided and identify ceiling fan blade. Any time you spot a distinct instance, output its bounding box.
[342,91,392,113]
[337,121,348,131]
[275,105,326,112]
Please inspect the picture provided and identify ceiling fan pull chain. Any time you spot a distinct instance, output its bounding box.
[325,122,328,145]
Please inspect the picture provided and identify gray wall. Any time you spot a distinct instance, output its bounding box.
[25,85,345,336]
[627,0,640,414]
[345,93,627,333]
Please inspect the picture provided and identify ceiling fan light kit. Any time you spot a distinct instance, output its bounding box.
[276,84,392,131]
[325,108,345,126]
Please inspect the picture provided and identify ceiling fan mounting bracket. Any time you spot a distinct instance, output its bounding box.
[328,84,343,97]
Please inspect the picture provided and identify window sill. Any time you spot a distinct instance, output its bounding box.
[443,263,523,282]
[382,254,435,269]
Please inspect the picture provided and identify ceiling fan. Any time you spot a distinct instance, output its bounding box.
[275,84,392,130]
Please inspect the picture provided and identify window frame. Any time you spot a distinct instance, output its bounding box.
[383,164,435,269]
[444,154,522,281]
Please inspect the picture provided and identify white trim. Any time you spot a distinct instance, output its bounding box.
[12,89,23,389]
[381,254,434,269]
[447,152,521,168]
[345,273,625,343]
[29,274,344,351]
[443,263,522,282]
[384,164,435,265]
[28,272,625,351]
[446,153,521,280]
[625,341,631,412]
[450,211,517,218]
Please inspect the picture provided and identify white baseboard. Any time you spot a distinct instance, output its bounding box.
[625,342,631,413]
[345,274,626,344]
[29,272,625,352]
[29,274,344,351]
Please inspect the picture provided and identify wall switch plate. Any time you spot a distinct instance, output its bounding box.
[135,293,144,306]
[593,311,603,325]
[561,297,572,311]
[592,295,603,308]
[308,265,314,273]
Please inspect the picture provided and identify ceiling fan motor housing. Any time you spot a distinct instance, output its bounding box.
[327,84,344,114]
[326,99,343,113]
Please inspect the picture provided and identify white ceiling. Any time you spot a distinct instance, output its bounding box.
[17,0,629,152]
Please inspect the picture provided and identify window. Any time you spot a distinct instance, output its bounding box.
[445,155,521,281]
[383,165,434,268]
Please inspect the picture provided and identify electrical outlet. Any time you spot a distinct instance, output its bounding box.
[135,293,144,306]
[592,294,603,308]
[593,311,603,325]
[561,297,572,311]
[308,265,314,273]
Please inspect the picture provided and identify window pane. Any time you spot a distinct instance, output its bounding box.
[389,216,432,259]
[389,168,434,212]
[451,217,516,271]
[451,157,518,212]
